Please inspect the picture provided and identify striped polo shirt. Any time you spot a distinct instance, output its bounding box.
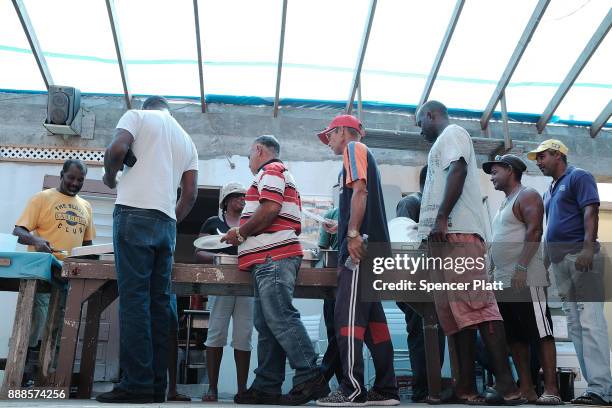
[238,159,303,270]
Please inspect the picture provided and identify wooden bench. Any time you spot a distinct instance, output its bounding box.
[49,259,443,400]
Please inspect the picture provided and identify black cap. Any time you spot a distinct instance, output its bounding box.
[483,154,527,175]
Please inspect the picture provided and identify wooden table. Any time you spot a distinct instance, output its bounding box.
[49,259,443,400]
[0,275,62,398]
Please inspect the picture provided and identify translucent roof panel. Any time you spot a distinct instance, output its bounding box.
[428,0,539,112]
[0,1,45,91]
[198,0,282,97]
[281,0,370,101]
[556,34,611,124]
[505,0,612,121]
[115,0,199,97]
[23,0,123,94]
[360,0,456,106]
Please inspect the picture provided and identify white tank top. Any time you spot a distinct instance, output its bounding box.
[490,186,548,287]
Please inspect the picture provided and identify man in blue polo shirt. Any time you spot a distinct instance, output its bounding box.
[529,139,612,405]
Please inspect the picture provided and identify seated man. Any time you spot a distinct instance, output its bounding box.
[13,159,95,382]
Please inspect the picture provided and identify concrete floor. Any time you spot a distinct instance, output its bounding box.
[0,400,586,407]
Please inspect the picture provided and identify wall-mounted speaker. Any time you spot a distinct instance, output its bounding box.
[47,85,81,125]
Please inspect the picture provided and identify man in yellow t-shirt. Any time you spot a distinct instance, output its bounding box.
[13,159,95,353]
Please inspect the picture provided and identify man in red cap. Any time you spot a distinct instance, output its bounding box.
[315,115,399,407]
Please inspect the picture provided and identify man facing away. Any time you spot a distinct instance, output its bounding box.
[222,135,329,406]
[484,154,561,405]
[13,159,95,378]
[416,100,522,405]
[316,115,399,407]
[529,139,612,405]
[97,95,199,403]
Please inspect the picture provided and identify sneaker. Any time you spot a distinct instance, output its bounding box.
[282,373,331,405]
[317,390,367,407]
[95,388,154,404]
[365,389,400,406]
[234,386,282,405]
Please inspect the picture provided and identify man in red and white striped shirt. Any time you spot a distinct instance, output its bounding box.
[222,135,329,405]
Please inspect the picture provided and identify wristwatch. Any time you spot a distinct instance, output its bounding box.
[234,227,245,244]
[347,229,359,240]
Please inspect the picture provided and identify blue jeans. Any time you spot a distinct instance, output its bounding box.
[552,252,612,402]
[251,256,319,394]
[113,205,176,395]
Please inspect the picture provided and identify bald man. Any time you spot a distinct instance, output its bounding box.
[416,101,522,405]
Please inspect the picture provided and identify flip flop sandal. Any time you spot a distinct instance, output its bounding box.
[535,394,563,405]
[572,392,610,406]
[168,392,191,402]
[201,390,218,402]
[484,387,527,406]
[466,394,488,406]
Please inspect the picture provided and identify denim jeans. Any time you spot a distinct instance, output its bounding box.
[113,205,176,395]
[251,256,319,394]
[552,252,612,402]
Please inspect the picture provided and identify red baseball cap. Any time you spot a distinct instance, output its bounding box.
[317,114,365,145]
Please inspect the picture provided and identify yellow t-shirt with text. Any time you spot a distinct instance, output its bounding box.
[15,188,96,258]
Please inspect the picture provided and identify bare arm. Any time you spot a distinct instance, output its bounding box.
[103,128,134,189]
[347,179,368,261]
[194,233,216,263]
[574,204,599,272]
[176,170,198,223]
[514,189,544,267]
[222,200,281,246]
[239,200,281,237]
[13,226,53,253]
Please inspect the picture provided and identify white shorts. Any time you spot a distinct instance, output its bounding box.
[205,295,254,351]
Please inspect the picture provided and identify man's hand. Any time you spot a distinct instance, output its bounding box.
[221,227,240,247]
[103,172,117,189]
[347,235,366,262]
[33,237,54,253]
[323,220,338,234]
[429,214,448,242]
[511,269,528,289]
[575,248,594,272]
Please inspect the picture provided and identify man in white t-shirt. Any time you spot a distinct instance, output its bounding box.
[416,100,522,405]
[98,96,198,404]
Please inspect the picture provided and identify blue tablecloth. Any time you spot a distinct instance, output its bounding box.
[0,251,62,282]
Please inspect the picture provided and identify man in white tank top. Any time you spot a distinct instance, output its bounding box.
[484,154,561,405]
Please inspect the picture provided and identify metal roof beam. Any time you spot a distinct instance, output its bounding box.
[193,0,206,113]
[590,100,612,138]
[105,0,132,109]
[345,0,377,114]
[480,0,550,129]
[273,0,288,118]
[536,9,611,133]
[11,0,53,89]
[416,0,465,114]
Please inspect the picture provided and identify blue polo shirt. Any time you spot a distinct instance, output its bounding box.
[544,165,600,263]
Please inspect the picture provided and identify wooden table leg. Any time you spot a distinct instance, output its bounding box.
[1,279,38,398]
[422,307,442,401]
[36,285,63,385]
[77,281,118,399]
[52,279,85,397]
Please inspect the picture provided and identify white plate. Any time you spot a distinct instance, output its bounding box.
[193,235,233,250]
